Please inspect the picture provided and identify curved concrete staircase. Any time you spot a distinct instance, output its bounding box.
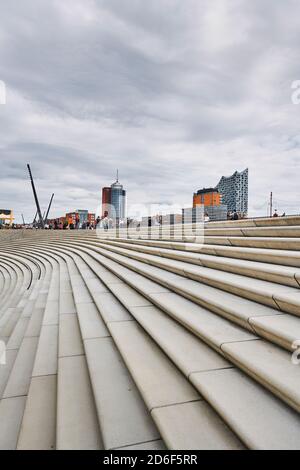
[0,216,300,450]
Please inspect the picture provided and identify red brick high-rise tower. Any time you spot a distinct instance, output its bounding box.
[102,187,111,217]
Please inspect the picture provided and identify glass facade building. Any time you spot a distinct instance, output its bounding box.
[110,181,126,219]
[216,168,248,215]
[101,174,126,220]
[76,209,89,226]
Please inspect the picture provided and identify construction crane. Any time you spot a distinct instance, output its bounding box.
[27,164,45,229]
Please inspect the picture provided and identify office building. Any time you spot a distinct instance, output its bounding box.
[0,209,14,226]
[101,172,126,220]
[102,187,111,217]
[183,205,227,222]
[66,212,76,225]
[88,213,95,224]
[111,181,126,219]
[62,210,95,227]
[193,188,221,207]
[76,210,89,226]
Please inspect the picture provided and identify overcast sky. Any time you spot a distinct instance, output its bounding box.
[0,0,300,222]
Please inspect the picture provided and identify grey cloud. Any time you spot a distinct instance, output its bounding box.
[0,0,299,223]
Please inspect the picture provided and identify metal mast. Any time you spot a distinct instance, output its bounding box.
[27,164,45,229]
[44,193,54,224]
[32,211,37,226]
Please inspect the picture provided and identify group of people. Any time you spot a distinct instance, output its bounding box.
[272,210,286,218]
[227,210,241,220]
[1,208,292,230]
[47,216,101,230]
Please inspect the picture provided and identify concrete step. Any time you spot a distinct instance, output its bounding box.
[221,339,300,413]
[0,257,49,449]
[64,242,300,449]
[204,226,300,238]
[56,255,102,450]
[97,238,300,288]
[109,320,244,450]
[190,368,300,450]
[12,254,61,449]
[66,247,245,450]
[88,241,300,317]
[56,354,102,450]
[67,244,300,414]
[204,236,300,251]
[63,252,165,450]
[1,228,300,450]
[85,236,300,268]
[55,252,163,450]
[67,242,299,353]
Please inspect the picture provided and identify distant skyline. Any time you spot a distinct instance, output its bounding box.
[0,0,300,223]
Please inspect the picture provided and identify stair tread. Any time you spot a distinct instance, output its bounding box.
[3,336,39,398]
[152,401,244,450]
[102,239,300,287]
[17,375,56,450]
[85,244,298,351]
[190,368,300,450]
[32,324,58,377]
[84,336,160,450]
[0,397,26,450]
[221,340,300,412]
[56,354,103,450]
[108,320,199,411]
[58,310,84,358]
[1,224,300,450]
[129,305,231,376]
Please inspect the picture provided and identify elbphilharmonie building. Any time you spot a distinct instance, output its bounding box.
[216,168,248,215]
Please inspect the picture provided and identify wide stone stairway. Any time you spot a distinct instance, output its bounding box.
[0,215,300,450]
